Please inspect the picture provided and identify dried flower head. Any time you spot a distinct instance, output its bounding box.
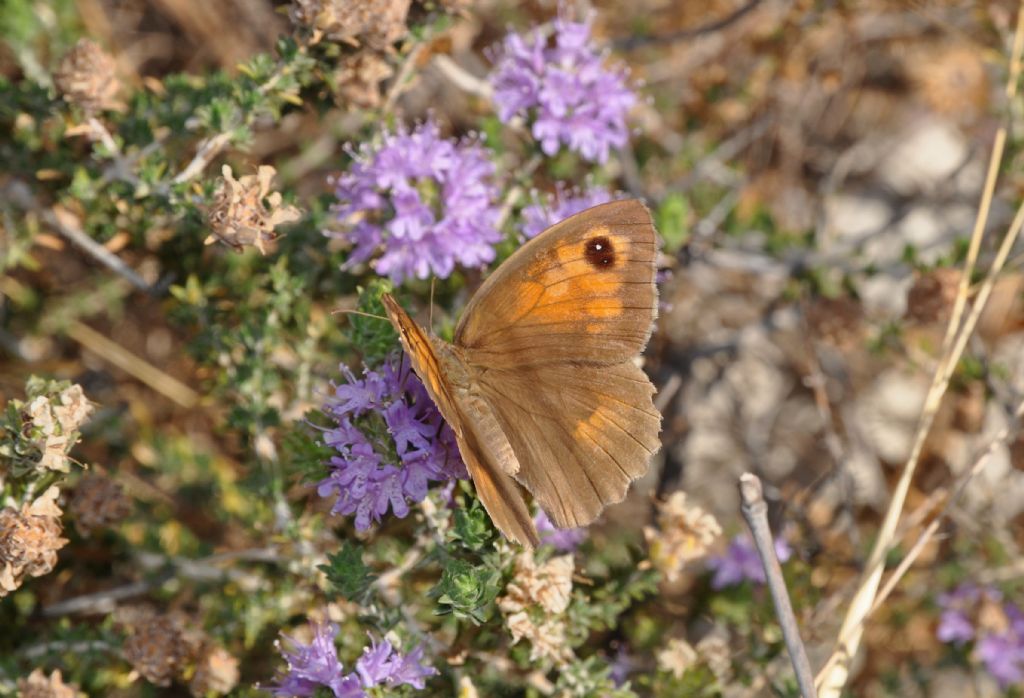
[336,51,394,109]
[521,184,618,239]
[13,381,94,474]
[70,473,132,536]
[489,14,636,163]
[205,165,300,255]
[643,491,721,583]
[318,355,467,531]
[696,630,733,683]
[656,637,697,679]
[906,267,960,324]
[501,552,574,615]
[498,552,575,664]
[329,119,501,284]
[189,645,240,697]
[122,613,191,687]
[0,487,68,597]
[53,38,120,113]
[289,0,410,49]
[16,668,82,698]
[804,295,864,349]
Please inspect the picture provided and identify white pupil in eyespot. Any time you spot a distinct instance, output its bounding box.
[594,243,602,250]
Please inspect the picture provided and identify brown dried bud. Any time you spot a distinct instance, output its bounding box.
[70,474,132,536]
[205,165,301,255]
[0,487,68,597]
[336,51,394,109]
[53,39,120,113]
[189,645,240,696]
[16,668,83,698]
[906,268,960,324]
[122,614,190,687]
[805,295,864,349]
[289,0,410,49]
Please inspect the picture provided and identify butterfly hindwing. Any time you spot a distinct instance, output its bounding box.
[475,360,660,528]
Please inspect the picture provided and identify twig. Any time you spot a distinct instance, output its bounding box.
[67,321,200,409]
[432,54,493,99]
[867,397,1024,617]
[383,40,428,113]
[738,474,817,698]
[41,204,152,293]
[614,0,762,50]
[171,132,233,185]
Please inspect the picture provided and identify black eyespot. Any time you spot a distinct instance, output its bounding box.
[584,236,616,269]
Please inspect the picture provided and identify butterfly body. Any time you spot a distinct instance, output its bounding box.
[381,200,661,548]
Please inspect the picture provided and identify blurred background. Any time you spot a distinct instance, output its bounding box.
[2,0,1024,696]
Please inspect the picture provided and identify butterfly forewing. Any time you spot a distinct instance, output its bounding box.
[455,200,658,369]
[381,294,540,548]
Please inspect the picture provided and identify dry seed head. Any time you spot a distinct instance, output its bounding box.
[336,51,394,109]
[70,473,132,536]
[122,613,191,687]
[16,668,82,698]
[188,645,240,696]
[0,487,68,597]
[288,0,410,49]
[205,165,300,255]
[644,491,721,583]
[54,39,121,113]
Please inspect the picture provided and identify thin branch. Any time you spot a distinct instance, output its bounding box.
[46,206,153,292]
[739,474,817,698]
[67,321,200,409]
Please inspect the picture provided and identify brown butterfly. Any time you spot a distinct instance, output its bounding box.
[382,199,661,548]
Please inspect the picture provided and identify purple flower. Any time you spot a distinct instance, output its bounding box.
[937,585,981,645]
[318,355,467,532]
[935,584,1024,688]
[489,14,636,163]
[355,637,438,690]
[329,119,502,285]
[268,625,437,696]
[268,623,364,698]
[707,534,792,589]
[521,184,618,239]
[977,633,1024,688]
[534,509,586,552]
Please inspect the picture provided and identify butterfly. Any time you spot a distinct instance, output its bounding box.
[382,199,661,548]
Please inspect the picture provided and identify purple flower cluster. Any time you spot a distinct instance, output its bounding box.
[318,356,467,531]
[329,120,502,285]
[269,623,437,697]
[489,14,636,163]
[534,510,586,552]
[521,184,617,239]
[937,584,1024,688]
[707,534,792,590]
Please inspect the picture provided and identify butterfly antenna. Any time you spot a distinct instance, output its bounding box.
[429,277,436,330]
[332,308,388,321]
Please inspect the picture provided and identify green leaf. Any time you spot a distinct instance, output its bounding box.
[450,500,496,551]
[430,557,500,624]
[656,192,690,253]
[320,542,377,604]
